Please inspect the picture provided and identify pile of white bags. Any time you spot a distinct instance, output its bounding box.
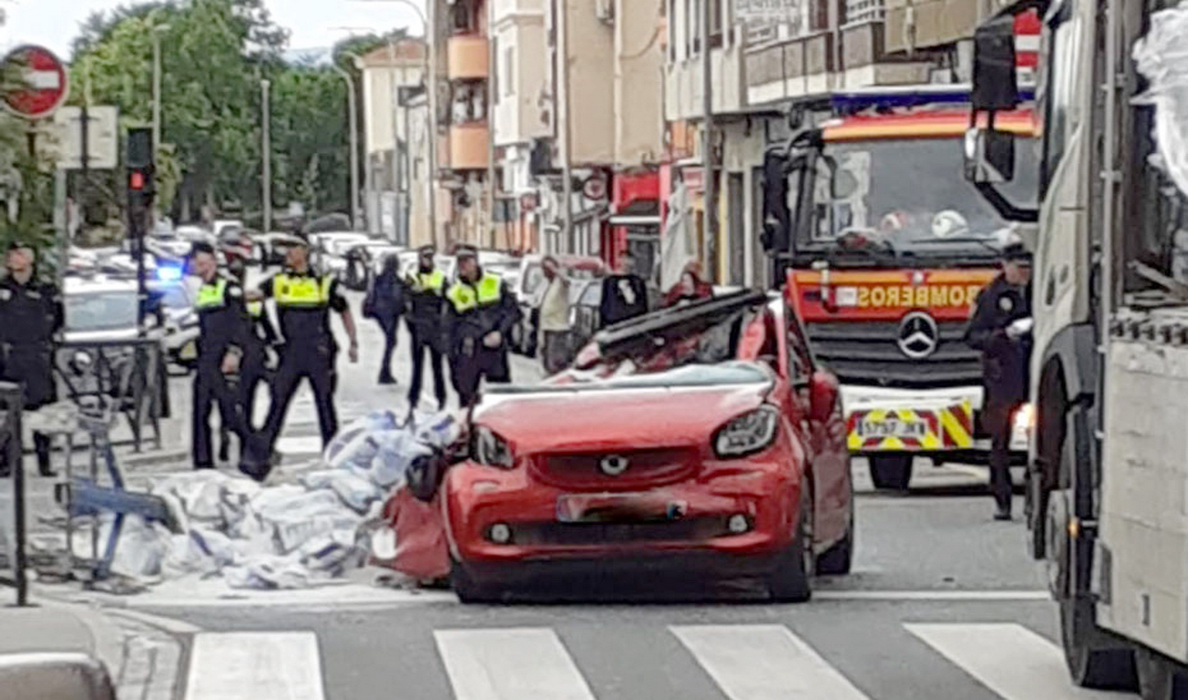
[110,409,458,590]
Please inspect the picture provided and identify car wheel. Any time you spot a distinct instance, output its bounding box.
[769,485,813,603]
[1137,648,1188,700]
[868,454,913,491]
[816,509,854,576]
[451,557,499,604]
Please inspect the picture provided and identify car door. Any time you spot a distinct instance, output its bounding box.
[786,302,851,549]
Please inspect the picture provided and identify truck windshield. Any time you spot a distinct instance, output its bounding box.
[805,137,1038,263]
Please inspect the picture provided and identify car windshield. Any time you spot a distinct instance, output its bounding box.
[806,137,1039,261]
[494,361,771,394]
[66,290,139,332]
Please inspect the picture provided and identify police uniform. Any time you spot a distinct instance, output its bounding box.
[258,267,349,447]
[966,270,1033,517]
[405,266,448,409]
[192,275,259,470]
[0,274,63,476]
[445,269,521,407]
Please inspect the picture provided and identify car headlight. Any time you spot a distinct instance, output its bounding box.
[713,406,780,458]
[471,426,514,469]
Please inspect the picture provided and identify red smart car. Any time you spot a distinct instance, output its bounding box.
[442,290,854,602]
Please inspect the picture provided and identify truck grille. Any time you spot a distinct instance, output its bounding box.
[806,320,982,389]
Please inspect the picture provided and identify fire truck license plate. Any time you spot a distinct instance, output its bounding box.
[856,417,927,439]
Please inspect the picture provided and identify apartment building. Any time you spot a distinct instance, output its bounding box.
[359,41,426,244]
[662,0,1026,288]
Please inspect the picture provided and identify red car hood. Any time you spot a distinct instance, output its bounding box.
[474,381,773,453]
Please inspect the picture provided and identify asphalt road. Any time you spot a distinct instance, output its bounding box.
[20,280,1122,699]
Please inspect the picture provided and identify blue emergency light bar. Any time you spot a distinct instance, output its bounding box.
[830,84,1037,115]
[155,264,183,282]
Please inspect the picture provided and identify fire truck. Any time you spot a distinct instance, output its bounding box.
[762,80,1038,491]
[967,0,1188,695]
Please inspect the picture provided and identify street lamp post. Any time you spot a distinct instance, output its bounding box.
[261,78,272,233]
[151,24,170,159]
[331,59,362,231]
[354,0,437,247]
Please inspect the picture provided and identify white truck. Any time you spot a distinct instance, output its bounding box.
[965,0,1188,696]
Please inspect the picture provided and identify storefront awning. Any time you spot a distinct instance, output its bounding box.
[609,200,660,227]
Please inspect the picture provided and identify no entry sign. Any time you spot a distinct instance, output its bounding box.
[2,45,69,120]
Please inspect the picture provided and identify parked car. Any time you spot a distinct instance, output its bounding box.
[443,290,853,603]
[309,231,371,273]
[511,255,605,357]
[565,278,603,364]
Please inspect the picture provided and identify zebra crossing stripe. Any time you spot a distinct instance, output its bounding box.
[434,628,597,700]
[184,632,325,700]
[672,624,870,699]
[906,623,1120,700]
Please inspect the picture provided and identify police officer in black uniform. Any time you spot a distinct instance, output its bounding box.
[405,245,449,410]
[255,236,358,463]
[189,242,265,474]
[0,242,63,478]
[966,242,1033,521]
[445,247,521,408]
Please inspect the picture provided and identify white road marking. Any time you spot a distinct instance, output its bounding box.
[435,627,596,700]
[672,624,869,699]
[185,632,325,700]
[907,623,1121,699]
[119,578,457,609]
[815,590,1049,602]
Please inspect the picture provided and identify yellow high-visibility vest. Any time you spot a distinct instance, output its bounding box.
[195,278,228,310]
[274,273,333,308]
[447,273,502,313]
[411,269,446,294]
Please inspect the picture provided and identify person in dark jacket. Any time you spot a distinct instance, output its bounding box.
[445,247,521,408]
[405,246,449,410]
[966,242,1033,521]
[598,253,649,328]
[366,255,405,385]
[0,242,63,477]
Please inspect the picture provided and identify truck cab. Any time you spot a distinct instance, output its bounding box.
[764,84,1038,490]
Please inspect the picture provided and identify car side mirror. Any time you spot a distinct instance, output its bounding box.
[0,653,117,700]
[964,127,1016,184]
[809,370,838,423]
[971,14,1020,111]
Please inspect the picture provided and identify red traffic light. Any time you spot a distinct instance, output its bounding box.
[129,170,145,190]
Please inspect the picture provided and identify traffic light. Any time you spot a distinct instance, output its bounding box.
[126,128,155,200]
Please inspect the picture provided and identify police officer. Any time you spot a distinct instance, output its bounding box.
[445,247,521,408]
[966,242,1033,521]
[255,236,358,462]
[405,245,448,410]
[189,242,265,474]
[0,242,63,478]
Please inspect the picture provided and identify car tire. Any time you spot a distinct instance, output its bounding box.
[451,557,499,604]
[816,509,854,576]
[1137,648,1188,700]
[869,454,913,491]
[769,486,813,603]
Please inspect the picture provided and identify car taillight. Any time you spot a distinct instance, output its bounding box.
[471,426,515,469]
[713,406,780,458]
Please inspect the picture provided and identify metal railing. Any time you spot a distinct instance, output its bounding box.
[53,338,165,453]
[0,382,28,606]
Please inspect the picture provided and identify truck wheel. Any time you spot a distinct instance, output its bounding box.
[1060,596,1136,689]
[450,557,499,605]
[769,487,813,602]
[1138,648,1188,700]
[816,508,854,575]
[869,455,913,491]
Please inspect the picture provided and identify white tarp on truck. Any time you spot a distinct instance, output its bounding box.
[1134,2,1188,197]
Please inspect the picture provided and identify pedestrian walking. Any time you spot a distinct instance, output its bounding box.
[364,254,405,385]
[536,256,572,374]
[254,236,358,474]
[445,247,521,408]
[598,253,649,329]
[0,242,63,478]
[966,242,1033,521]
[662,261,714,308]
[405,246,449,410]
[188,242,267,474]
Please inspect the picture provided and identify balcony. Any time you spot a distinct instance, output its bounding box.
[448,122,490,170]
[447,35,489,81]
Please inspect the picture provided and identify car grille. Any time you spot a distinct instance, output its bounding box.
[532,448,698,490]
[806,320,982,389]
[511,517,728,546]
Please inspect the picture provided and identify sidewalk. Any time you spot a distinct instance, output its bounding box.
[0,598,185,699]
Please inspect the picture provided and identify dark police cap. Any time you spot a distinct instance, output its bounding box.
[455,246,479,260]
[1002,242,1033,264]
[190,241,217,257]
